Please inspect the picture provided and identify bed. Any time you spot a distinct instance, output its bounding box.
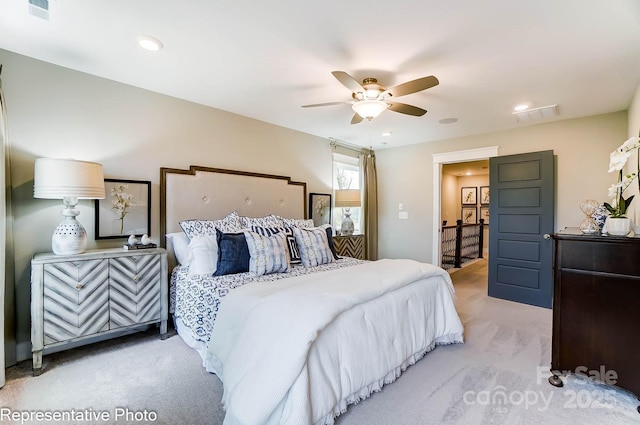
[160,165,464,425]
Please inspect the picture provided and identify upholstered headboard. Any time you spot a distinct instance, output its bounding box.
[160,165,307,244]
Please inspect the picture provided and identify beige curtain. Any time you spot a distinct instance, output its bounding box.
[0,66,8,386]
[361,151,378,260]
[1,65,16,383]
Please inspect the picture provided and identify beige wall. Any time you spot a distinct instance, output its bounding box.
[377,111,628,262]
[440,174,457,226]
[1,49,334,362]
[441,174,489,224]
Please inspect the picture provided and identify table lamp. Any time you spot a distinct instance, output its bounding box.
[33,158,105,255]
[334,189,361,236]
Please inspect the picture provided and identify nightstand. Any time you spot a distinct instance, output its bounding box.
[30,247,168,375]
[333,234,365,260]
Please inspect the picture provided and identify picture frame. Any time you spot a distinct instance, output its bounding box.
[480,186,490,205]
[461,187,477,205]
[309,193,332,227]
[480,206,490,225]
[95,179,151,239]
[462,207,477,224]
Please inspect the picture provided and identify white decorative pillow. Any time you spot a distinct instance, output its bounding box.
[187,235,218,276]
[279,217,315,228]
[179,211,241,239]
[166,232,193,265]
[292,227,335,267]
[244,231,290,276]
[240,215,283,229]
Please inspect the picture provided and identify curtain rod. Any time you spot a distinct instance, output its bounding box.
[328,137,373,154]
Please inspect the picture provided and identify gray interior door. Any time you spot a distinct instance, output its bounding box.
[488,150,555,308]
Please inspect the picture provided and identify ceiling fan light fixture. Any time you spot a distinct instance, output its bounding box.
[352,100,388,120]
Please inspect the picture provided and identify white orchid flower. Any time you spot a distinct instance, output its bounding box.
[608,183,621,198]
[619,136,640,152]
[609,149,631,172]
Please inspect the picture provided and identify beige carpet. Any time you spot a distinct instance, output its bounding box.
[3,259,640,424]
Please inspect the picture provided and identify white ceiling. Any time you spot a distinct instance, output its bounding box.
[1,0,640,150]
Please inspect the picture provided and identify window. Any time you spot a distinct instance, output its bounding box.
[333,153,362,234]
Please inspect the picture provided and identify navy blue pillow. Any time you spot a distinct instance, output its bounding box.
[213,229,250,276]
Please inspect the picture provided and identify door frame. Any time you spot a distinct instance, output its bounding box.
[431,146,500,265]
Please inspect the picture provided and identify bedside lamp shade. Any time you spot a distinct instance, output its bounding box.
[34,158,105,255]
[334,189,361,208]
[335,189,361,236]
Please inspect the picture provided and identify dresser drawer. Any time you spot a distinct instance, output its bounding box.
[556,238,640,276]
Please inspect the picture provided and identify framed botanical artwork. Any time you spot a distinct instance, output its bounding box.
[461,187,477,205]
[95,179,151,239]
[480,206,490,225]
[480,186,490,205]
[309,193,332,227]
[462,207,477,224]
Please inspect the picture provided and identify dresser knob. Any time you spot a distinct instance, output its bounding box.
[76,283,83,290]
[133,275,140,282]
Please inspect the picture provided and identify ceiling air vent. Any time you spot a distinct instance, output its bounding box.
[513,104,558,122]
[28,0,49,20]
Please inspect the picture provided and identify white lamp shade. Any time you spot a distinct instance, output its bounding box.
[352,100,388,120]
[335,189,361,208]
[34,158,105,199]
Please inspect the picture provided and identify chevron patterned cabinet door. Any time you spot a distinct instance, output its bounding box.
[43,259,109,344]
[333,234,365,260]
[109,254,161,329]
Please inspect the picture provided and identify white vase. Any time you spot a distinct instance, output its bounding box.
[605,217,631,236]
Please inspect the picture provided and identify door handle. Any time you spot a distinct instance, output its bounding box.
[543,234,551,239]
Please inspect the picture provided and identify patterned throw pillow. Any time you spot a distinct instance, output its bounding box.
[179,211,241,239]
[240,215,283,229]
[318,223,340,260]
[244,231,290,275]
[251,226,301,265]
[278,217,315,229]
[213,229,250,276]
[292,227,335,267]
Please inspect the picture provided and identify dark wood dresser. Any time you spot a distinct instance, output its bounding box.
[550,230,640,412]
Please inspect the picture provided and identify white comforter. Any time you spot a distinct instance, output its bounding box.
[205,259,464,425]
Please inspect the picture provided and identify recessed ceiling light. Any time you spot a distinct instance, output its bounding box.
[137,35,164,51]
[439,118,458,124]
[381,132,392,137]
[465,172,472,176]
[514,104,529,112]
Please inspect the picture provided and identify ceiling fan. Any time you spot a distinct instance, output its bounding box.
[302,71,439,124]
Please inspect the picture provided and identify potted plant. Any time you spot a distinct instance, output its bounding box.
[604,136,640,235]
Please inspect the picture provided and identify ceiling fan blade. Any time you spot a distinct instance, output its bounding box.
[387,102,427,116]
[382,76,439,98]
[301,101,352,108]
[332,71,365,93]
[350,113,364,124]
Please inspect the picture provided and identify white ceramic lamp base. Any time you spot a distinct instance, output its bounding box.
[51,197,88,255]
[341,208,355,236]
[52,217,88,255]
